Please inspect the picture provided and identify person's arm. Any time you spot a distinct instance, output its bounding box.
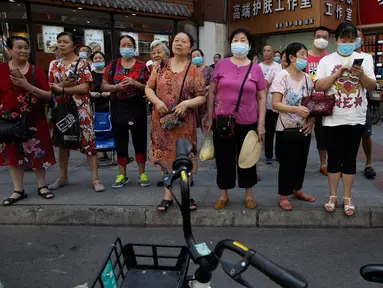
[102,78,124,93]
[207,82,216,119]
[257,89,266,125]
[144,65,168,114]
[314,58,349,92]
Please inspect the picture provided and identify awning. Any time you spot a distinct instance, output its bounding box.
[53,0,192,17]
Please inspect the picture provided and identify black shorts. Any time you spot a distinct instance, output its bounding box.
[314,116,326,150]
[363,108,372,137]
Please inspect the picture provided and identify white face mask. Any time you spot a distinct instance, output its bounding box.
[313,38,329,50]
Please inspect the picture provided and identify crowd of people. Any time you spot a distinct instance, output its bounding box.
[0,21,378,217]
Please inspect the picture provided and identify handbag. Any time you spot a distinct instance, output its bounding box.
[159,62,192,131]
[52,90,81,149]
[0,65,35,144]
[215,63,253,139]
[301,76,335,117]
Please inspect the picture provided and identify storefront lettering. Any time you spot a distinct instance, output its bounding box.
[263,0,273,14]
[324,1,353,21]
[335,5,343,19]
[234,0,313,20]
[276,17,313,29]
[345,7,352,21]
[253,0,261,16]
[288,0,298,11]
[325,3,332,16]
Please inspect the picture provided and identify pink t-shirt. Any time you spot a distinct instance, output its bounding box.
[306,52,328,97]
[211,58,266,125]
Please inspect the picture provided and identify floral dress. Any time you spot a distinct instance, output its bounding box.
[49,58,96,156]
[147,59,206,173]
[0,63,56,169]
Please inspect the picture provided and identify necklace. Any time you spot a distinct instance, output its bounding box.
[9,61,29,75]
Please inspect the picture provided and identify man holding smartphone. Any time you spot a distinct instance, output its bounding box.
[355,29,377,179]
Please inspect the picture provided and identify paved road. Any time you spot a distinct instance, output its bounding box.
[0,226,382,288]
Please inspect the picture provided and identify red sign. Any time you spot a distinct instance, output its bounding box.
[358,0,383,25]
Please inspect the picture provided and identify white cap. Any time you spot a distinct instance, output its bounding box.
[146,60,153,67]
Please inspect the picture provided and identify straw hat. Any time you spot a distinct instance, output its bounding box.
[238,130,262,169]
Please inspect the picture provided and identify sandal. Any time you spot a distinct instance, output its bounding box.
[343,197,355,216]
[190,198,197,211]
[245,199,257,210]
[3,190,28,206]
[293,191,316,202]
[324,196,337,213]
[38,186,55,199]
[364,166,376,179]
[92,180,105,192]
[48,178,68,190]
[279,197,292,211]
[213,199,229,210]
[158,200,173,212]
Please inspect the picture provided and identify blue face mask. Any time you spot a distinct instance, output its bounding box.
[93,62,105,69]
[274,56,281,63]
[120,48,135,59]
[231,43,249,57]
[355,37,362,49]
[294,58,307,70]
[337,42,356,56]
[79,51,88,59]
[192,56,203,66]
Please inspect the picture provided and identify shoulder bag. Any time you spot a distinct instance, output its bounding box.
[301,75,335,117]
[159,62,192,131]
[0,64,35,144]
[215,63,253,139]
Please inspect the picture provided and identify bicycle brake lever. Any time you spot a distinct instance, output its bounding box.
[153,161,168,174]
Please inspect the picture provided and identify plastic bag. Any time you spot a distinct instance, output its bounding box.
[199,135,215,161]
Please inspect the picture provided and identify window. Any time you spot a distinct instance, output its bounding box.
[0,2,27,20]
[31,4,111,28]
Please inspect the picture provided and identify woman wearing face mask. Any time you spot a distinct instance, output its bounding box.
[273,51,282,64]
[90,51,110,161]
[49,32,105,192]
[315,22,376,216]
[206,28,267,210]
[102,35,151,189]
[191,48,213,133]
[271,42,316,211]
[145,32,206,212]
[0,36,56,205]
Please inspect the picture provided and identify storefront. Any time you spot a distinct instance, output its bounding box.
[358,0,383,82]
[0,0,194,72]
[228,0,357,55]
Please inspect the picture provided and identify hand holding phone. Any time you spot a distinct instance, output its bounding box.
[9,69,23,78]
[352,58,364,67]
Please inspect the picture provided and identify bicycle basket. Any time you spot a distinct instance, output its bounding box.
[92,238,190,288]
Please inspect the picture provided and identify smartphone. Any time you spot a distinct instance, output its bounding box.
[9,69,23,78]
[353,58,364,67]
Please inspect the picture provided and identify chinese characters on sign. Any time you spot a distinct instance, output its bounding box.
[233,0,313,20]
[42,25,64,53]
[324,0,353,21]
[275,18,314,29]
[84,29,104,53]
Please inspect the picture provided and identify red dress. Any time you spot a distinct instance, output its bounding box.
[0,63,56,169]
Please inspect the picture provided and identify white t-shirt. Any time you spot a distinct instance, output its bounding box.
[270,70,314,131]
[315,52,376,127]
[265,64,282,110]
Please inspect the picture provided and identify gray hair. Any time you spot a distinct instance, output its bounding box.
[150,40,170,57]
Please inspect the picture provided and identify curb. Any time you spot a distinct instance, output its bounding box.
[2,205,383,228]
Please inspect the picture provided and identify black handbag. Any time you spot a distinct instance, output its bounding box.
[0,65,35,144]
[215,63,253,139]
[52,91,81,149]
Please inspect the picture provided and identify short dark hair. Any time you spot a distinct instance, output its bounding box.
[6,36,29,49]
[57,31,75,43]
[315,26,330,36]
[252,51,259,58]
[229,28,251,43]
[281,49,286,58]
[214,53,222,58]
[174,32,194,47]
[335,22,357,40]
[274,51,281,56]
[285,42,308,66]
[90,51,105,62]
[191,48,204,57]
[81,45,92,53]
[120,35,136,49]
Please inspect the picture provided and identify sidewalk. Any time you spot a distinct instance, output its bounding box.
[1,122,383,228]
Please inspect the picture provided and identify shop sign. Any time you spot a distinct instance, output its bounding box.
[324,0,353,22]
[42,26,64,53]
[84,29,104,53]
[120,32,139,56]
